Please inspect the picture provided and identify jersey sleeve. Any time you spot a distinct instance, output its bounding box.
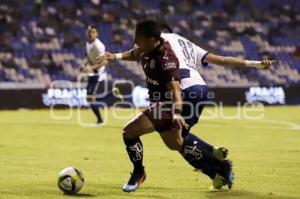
[195,45,209,67]
[95,40,106,56]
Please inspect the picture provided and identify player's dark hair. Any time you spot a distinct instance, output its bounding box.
[160,23,173,33]
[88,24,97,30]
[135,20,161,39]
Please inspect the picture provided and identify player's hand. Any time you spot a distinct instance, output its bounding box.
[79,64,86,72]
[97,55,109,67]
[260,60,277,69]
[172,113,189,130]
[104,52,117,61]
[97,52,116,63]
[80,65,93,73]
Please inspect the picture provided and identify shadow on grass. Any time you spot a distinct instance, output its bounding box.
[64,193,96,197]
[84,184,174,199]
[60,184,298,199]
[205,189,297,199]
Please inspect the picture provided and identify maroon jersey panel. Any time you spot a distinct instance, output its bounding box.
[139,40,180,102]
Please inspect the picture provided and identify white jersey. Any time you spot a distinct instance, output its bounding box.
[161,33,208,89]
[86,38,107,81]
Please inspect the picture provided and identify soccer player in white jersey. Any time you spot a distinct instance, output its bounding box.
[80,25,107,124]
[97,20,275,192]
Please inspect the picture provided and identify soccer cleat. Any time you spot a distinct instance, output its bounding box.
[212,174,226,190]
[122,168,146,192]
[212,147,228,161]
[89,120,104,127]
[96,120,103,125]
[221,160,234,189]
[212,160,234,189]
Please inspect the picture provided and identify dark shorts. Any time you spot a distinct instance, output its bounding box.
[87,76,122,107]
[87,76,114,97]
[86,75,100,95]
[143,85,208,135]
[181,85,208,137]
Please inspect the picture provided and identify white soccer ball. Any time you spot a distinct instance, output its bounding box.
[58,167,84,195]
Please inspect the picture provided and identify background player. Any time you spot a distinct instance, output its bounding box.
[80,25,107,124]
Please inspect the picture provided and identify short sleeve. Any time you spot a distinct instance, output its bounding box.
[195,45,209,67]
[95,39,106,56]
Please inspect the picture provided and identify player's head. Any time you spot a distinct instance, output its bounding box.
[134,20,161,53]
[160,23,173,33]
[87,25,98,42]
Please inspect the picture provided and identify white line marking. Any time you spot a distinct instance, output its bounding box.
[198,118,300,131]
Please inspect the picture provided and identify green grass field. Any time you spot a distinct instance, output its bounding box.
[0,106,300,199]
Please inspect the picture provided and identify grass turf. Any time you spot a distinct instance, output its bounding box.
[0,106,300,199]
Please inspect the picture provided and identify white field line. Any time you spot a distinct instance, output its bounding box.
[198,118,300,130]
[249,119,300,130]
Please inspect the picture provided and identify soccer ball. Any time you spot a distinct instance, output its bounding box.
[58,167,84,195]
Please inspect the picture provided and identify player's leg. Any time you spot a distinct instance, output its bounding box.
[160,128,220,178]
[122,112,155,192]
[123,112,155,169]
[182,103,228,161]
[92,80,105,124]
[182,85,228,160]
[90,104,103,124]
[159,128,183,151]
[160,128,233,188]
[181,85,233,188]
[87,75,103,124]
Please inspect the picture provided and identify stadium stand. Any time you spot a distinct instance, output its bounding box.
[0,0,299,87]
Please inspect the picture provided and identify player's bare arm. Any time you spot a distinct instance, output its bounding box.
[167,80,189,130]
[107,48,139,61]
[79,56,103,73]
[83,61,109,73]
[91,48,141,71]
[205,53,277,69]
[79,58,88,72]
[98,47,141,65]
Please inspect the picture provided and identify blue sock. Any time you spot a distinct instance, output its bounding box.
[180,133,221,179]
[90,104,103,123]
[189,132,214,154]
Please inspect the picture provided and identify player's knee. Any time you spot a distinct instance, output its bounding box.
[166,143,181,151]
[122,131,137,140]
[122,128,129,139]
[122,126,134,140]
[165,141,182,151]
